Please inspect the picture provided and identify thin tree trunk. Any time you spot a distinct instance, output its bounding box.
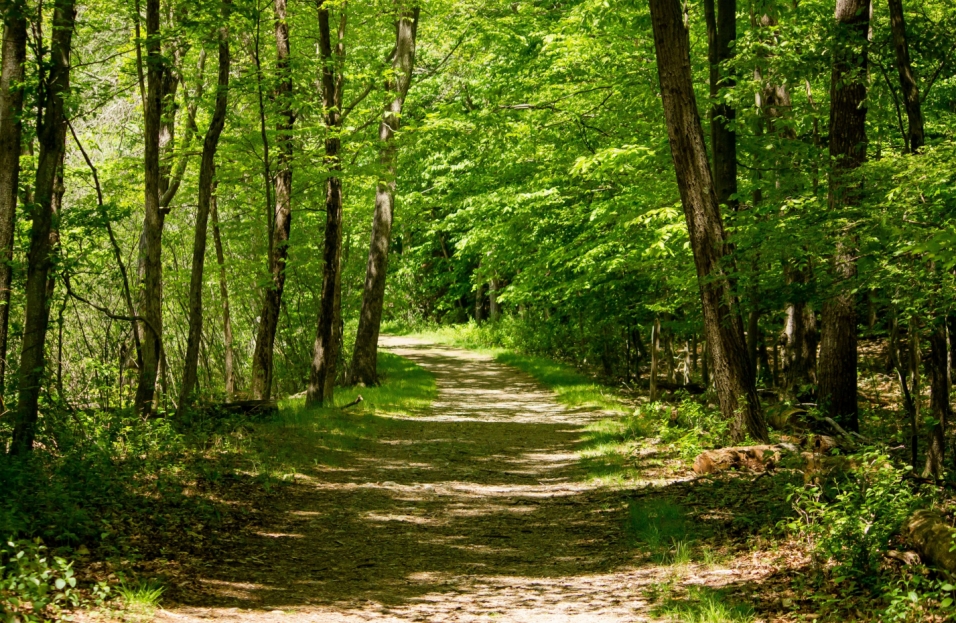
[817,0,869,432]
[250,0,294,400]
[134,0,164,414]
[704,0,738,209]
[307,4,346,406]
[887,0,923,153]
[211,190,235,399]
[9,0,75,454]
[924,324,950,479]
[649,0,768,442]
[180,1,231,407]
[650,318,660,401]
[349,6,419,386]
[0,1,26,399]
[489,278,499,320]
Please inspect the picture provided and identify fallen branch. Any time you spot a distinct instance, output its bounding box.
[341,395,364,409]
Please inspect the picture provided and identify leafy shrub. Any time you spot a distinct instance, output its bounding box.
[1,539,79,622]
[653,395,730,461]
[784,451,919,586]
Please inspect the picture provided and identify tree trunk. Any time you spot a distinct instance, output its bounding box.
[817,0,869,432]
[649,0,768,442]
[211,190,235,400]
[924,324,950,479]
[9,0,74,454]
[134,0,164,415]
[0,2,26,399]
[250,0,294,400]
[703,0,738,210]
[489,278,500,320]
[349,6,419,386]
[782,266,818,395]
[306,5,346,406]
[887,0,923,153]
[180,1,231,407]
[650,318,660,401]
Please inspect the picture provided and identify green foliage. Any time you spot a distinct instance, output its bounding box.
[654,586,755,623]
[653,396,731,462]
[116,579,164,617]
[784,452,919,586]
[0,539,89,623]
[627,498,693,557]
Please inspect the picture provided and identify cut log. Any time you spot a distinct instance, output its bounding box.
[904,510,956,574]
[692,443,798,475]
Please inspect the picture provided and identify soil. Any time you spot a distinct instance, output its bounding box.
[154,337,785,623]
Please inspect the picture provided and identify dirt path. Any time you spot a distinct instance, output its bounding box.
[157,337,765,623]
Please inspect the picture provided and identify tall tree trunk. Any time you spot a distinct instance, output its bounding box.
[9,0,75,454]
[133,0,164,414]
[349,6,419,386]
[0,1,26,399]
[817,0,869,432]
[650,318,660,401]
[211,190,235,399]
[781,264,818,395]
[250,0,294,400]
[703,0,738,209]
[924,324,950,479]
[306,4,346,406]
[649,0,768,442]
[180,1,231,407]
[489,278,500,320]
[887,0,923,153]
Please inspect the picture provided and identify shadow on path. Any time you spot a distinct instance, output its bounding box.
[159,337,773,622]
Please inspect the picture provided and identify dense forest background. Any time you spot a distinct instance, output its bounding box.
[0,0,950,432]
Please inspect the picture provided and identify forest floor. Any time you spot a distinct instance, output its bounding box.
[136,336,806,623]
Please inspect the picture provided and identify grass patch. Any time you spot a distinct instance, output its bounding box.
[117,579,164,621]
[654,586,755,623]
[627,498,695,555]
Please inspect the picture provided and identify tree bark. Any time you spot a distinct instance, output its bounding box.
[817,0,869,432]
[923,324,950,479]
[180,1,231,407]
[649,317,660,401]
[9,0,74,454]
[0,1,26,399]
[649,0,768,442]
[250,0,294,400]
[887,0,923,153]
[306,4,346,406]
[133,0,164,414]
[211,190,235,400]
[349,6,419,386]
[781,265,818,395]
[703,0,738,209]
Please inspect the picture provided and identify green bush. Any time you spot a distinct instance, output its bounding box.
[1,539,80,622]
[784,451,919,587]
[652,395,730,461]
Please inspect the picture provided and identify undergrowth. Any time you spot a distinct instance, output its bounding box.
[0,351,434,618]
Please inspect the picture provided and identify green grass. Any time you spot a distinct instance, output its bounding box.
[627,497,694,553]
[655,586,755,623]
[117,579,164,621]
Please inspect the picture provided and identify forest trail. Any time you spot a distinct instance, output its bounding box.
[156,337,758,622]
